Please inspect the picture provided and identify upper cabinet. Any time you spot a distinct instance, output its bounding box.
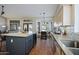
[63,5,72,25]
[53,5,63,25]
[74,5,79,33]
[10,20,20,32]
[53,5,73,26]
[7,19,21,32]
[0,16,7,32]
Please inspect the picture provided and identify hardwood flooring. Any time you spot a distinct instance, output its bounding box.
[29,35,55,55]
[0,41,6,52]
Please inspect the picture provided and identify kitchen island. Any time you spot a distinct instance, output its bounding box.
[1,32,37,55]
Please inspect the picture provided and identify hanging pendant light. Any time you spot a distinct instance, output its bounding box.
[1,5,5,15]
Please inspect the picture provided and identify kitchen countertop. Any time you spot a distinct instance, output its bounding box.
[1,32,34,37]
[50,32,79,55]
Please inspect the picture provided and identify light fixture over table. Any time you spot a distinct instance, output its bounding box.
[1,5,5,15]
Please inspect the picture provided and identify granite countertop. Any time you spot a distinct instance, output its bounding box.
[1,32,34,37]
[50,32,75,55]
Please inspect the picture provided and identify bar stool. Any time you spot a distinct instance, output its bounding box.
[41,31,47,39]
[0,31,6,51]
[0,31,2,51]
[0,31,9,55]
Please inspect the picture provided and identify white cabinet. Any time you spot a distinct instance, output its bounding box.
[54,5,72,26]
[63,5,72,25]
[7,19,21,31]
[10,20,20,31]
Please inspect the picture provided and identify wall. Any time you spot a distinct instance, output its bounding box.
[32,19,37,33]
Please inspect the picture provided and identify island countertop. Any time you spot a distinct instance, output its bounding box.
[1,32,34,37]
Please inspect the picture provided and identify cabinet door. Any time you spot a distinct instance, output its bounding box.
[29,35,33,49]
[52,40,56,54]
[6,36,16,55]
[56,44,61,55]
[6,36,26,55]
[56,42,65,55]
[55,42,64,55]
[25,36,30,54]
[13,37,25,50]
[13,37,26,55]
[25,35,33,54]
[33,34,37,46]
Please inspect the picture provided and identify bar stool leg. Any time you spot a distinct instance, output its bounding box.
[0,41,2,52]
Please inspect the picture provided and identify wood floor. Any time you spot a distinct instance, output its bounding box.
[29,35,56,55]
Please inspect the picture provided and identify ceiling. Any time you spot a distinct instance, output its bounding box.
[0,4,59,18]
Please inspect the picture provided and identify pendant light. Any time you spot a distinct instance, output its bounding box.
[1,5,4,15]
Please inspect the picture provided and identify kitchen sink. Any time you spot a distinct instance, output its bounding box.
[68,48,79,55]
[60,40,79,55]
[60,40,79,48]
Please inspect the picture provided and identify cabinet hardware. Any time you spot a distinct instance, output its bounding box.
[11,39,13,43]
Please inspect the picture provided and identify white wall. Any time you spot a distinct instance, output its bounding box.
[74,4,79,33]
[32,19,37,33]
[0,16,7,32]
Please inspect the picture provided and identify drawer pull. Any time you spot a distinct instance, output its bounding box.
[11,39,13,43]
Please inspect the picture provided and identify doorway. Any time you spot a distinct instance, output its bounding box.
[23,23,32,32]
[38,22,40,33]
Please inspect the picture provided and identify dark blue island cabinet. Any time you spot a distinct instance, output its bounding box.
[6,34,37,55]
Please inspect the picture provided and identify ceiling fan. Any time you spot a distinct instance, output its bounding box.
[1,5,5,15]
